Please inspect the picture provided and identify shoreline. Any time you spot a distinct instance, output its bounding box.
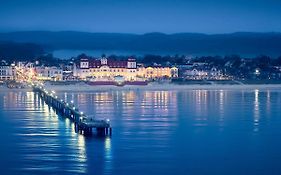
[44,83,281,92]
[1,83,281,92]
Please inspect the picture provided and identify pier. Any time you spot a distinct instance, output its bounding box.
[32,85,112,136]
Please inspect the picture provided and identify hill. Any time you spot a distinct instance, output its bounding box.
[0,41,44,60]
[0,31,281,56]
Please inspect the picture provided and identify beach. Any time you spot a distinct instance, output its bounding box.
[2,82,281,92]
[42,82,281,92]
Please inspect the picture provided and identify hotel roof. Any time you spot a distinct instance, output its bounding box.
[78,58,136,69]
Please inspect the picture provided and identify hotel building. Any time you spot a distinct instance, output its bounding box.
[74,57,137,81]
[73,57,178,81]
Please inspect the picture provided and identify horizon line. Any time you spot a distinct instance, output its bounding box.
[0,30,280,35]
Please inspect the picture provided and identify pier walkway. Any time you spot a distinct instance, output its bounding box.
[33,84,112,136]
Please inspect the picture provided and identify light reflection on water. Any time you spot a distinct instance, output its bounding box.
[254,89,260,132]
[0,89,281,175]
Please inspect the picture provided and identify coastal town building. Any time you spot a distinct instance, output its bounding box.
[137,66,178,79]
[0,62,16,81]
[35,66,63,81]
[16,62,36,81]
[15,62,63,81]
[73,57,137,81]
[183,67,226,80]
[16,61,36,81]
[17,62,35,70]
[73,57,178,81]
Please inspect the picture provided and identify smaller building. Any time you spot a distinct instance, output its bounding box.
[35,66,63,81]
[184,67,225,80]
[184,68,208,79]
[16,61,36,81]
[0,62,16,81]
[137,66,178,79]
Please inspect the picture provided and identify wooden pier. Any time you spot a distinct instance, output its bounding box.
[33,85,112,136]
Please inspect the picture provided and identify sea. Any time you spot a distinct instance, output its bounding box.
[52,49,251,59]
[0,88,281,175]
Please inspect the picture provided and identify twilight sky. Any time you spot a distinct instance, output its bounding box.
[0,0,281,34]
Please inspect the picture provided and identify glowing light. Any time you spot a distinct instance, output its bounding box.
[80,112,84,115]
[71,100,74,103]
[255,69,260,75]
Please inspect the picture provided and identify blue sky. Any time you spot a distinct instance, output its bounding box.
[0,0,281,33]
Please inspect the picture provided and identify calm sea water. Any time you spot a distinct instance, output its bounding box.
[52,49,229,59]
[1,89,281,175]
